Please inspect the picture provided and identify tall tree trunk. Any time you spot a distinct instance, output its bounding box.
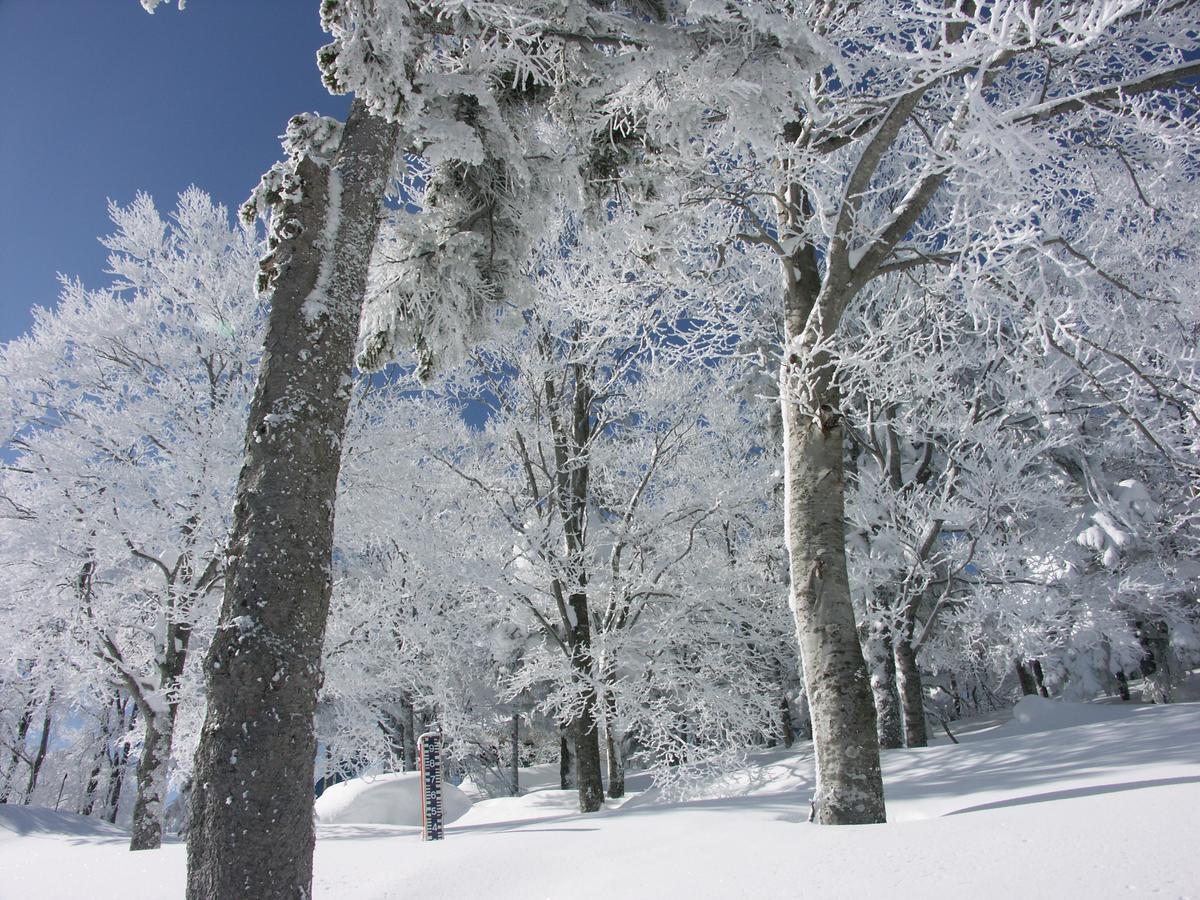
[893,634,928,748]
[867,624,904,750]
[781,371,886,824]
[186,101,398,900]
[548,369,604,813]
[776,178,885,823]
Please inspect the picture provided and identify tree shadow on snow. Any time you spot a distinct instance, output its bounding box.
[945,775,1200,815]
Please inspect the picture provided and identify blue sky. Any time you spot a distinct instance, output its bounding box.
[0,0,350,344]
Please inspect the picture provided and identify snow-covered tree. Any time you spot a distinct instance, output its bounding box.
[0,189,262,849]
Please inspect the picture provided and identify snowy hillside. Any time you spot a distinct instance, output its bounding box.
[2,697,1197,899]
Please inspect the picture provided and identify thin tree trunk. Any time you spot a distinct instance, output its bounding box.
[402,697,417,772]
[186,101,398,900]
[548,369,604,813]
[1030,660,1050,698]
[601,664,624,799]
[24,692,53,802]
[81,694,118,817]
[1116,670,1131,702]
[780,692,796,749]
[794,685,813,741]
[893,635,928,748]
[81,753,104,817]
[559,732,576,790]
[868,624,904,750]
[510,713,520,796]
[104,702,135,824]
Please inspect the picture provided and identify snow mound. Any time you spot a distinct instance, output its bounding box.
[1009,695,1115,733]
[0,805,128,842]
[314,772,471,826]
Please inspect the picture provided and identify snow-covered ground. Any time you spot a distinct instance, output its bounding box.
[2,697,1198,899]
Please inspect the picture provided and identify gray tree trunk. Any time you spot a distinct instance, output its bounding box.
[559,732,576,790]
[793,684,813,741]
[81,693,122,816]
[509,713,520,796]
[24,693,53,802]
[893,634,928,748]
[777,180,885,824]
[1141,621,1176,703]
[868,625,904,750]
[781,378,886,822]
[549,369,604,813]
[601,665,624,799]
[129,617,192,851]
[185,101,398,900]
[780,692,796,749]
[605,725,625,798]
[403,697,417,772]
[81,754,104,817]
[129,713,172,851]
[104,702,135,824]
[571,677,605,812]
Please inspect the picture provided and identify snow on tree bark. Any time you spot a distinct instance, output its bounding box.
[868,625,904,751]
[782,370,887,824]
[185,100,398,900]
[893,632,928,750]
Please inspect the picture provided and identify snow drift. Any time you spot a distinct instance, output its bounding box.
[314,772,471,826]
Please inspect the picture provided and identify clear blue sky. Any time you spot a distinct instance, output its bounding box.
[0,0,350,343]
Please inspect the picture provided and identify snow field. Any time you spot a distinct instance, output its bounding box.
[1,699,1197,899]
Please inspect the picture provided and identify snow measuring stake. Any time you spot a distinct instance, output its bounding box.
[417,731,444,841]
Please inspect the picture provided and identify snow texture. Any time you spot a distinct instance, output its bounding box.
[314,772,471,827]
[2,696,1198,898]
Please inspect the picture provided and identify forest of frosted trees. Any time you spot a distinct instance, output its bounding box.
[2,2,1199,898]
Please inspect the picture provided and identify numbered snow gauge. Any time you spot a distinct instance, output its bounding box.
[417,730,444,841]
